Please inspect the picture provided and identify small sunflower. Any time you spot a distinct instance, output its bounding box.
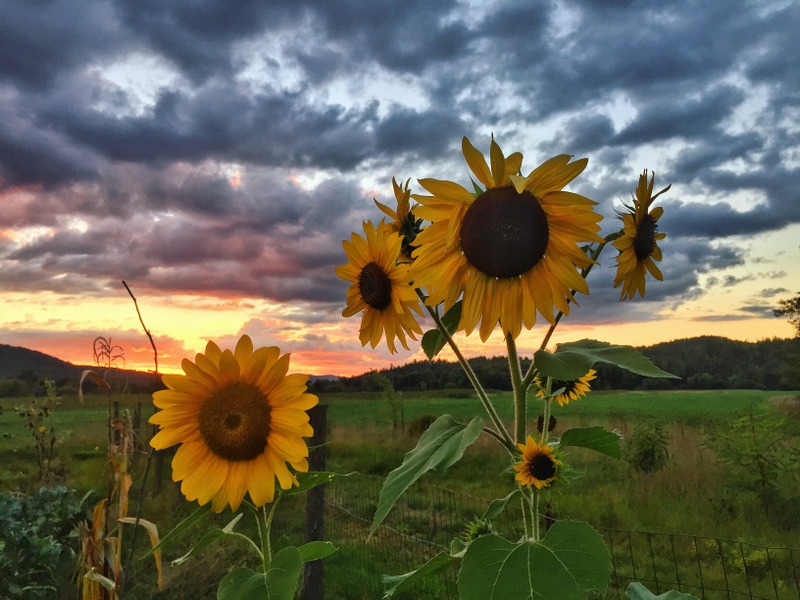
[336,220,423,353]
[375,177,423,260]
[513,435,561,490]
[410,137,603,341]
[613,170,671,300]
[149,335,317,512]
[536,369,597,407]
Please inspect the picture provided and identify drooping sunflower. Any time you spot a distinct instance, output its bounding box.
[149,335,317,512]
[513,435,561,490]
[613,170,671,300]
[536,369,597,407]
[410,137,604,341]
[336,220,423,353]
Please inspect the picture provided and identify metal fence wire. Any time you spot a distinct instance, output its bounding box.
[313,474,800,600]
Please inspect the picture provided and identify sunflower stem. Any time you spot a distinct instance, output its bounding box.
[541,378,553,445]
[530,488,541,541]
[260,498,280,571]
[506,333,528,444]
[520,496,532,539]
[420,294,515,453]
[522,240,610,386]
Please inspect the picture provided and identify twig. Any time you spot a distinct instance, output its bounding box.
[122,281,158,375]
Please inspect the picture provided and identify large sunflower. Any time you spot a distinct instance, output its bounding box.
[613,170,670,300]
[410,137,603,341]
[536,369,597,406]
[513,435,561,490]
[336,220,423,352]
[149,335,317,512]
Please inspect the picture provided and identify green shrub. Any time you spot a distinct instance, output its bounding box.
[624,424,670,473]
[0,486,90,599]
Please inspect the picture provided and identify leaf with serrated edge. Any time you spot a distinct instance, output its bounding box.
[382,551,459,598]
[369,415,484,535]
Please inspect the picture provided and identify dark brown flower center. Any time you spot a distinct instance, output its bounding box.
[530,454,556,481]
[634,214,658,260]
[460,186,549,278]
[198,381,270,461]
[358,262,392,310]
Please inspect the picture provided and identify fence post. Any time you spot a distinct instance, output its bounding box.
[300,403,327,600]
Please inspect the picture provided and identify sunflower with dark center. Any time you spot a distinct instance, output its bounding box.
[613,170,671,300]
[149,335,318,512]
[336,220,423,353]
[514,435,561,490]
[409,137,604,341]
[536,369,597,407]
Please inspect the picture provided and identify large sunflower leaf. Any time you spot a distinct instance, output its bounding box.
[480,489,521,521]
[534,339,678,381]
[421,301,462,359]
[382,550,461,598]
[458,522,610,600]
[558,427,622,459]
[369,414,484,536]
[216,547,303,600]
[626,582,700,600]
[280,471,350,496]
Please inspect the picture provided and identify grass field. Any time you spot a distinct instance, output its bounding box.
[2,388,799,599]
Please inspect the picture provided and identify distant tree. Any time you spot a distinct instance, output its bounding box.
[774,292,800,337]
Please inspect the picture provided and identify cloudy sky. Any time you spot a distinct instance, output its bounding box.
[1,0,798,377]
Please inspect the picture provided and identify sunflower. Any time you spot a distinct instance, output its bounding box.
[375,177,423,260]
[513,435,561,490]
[536,369,597,407]
[149,335,317,512]
[336,220,423,353]
[613,170,671,300]
[410,137,603,341]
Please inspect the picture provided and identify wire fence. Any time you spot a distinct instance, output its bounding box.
[311,473,800,600]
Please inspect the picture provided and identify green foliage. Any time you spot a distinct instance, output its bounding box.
[370,414,484,535]
[535,340,678,381]
[624,424,670,473]
[421,301,462,359]
[703,409,800,515]
[558,426,623,459]
[774,291,800,337]
[15,378,60,482]
[0,486,89,599]
[626,582,700,599]
[457,522,610,600]
[216,546,303,600]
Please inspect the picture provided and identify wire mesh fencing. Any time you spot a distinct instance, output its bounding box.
[309,473,800,600]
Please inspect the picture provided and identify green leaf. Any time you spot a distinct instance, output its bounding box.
[458,522,610,600]
[369,414,484,535]
[265,546,303,600]
[559,427,622,459]
[217,568,266,600]
[171,513,243,566]
[279,471,348,496]
[421,301,462,359]
[298,540,337,562]
[626,582,700,600]
[535,339,678,381]
[216,548,303,600]
[142,503,211,559]
[382,550,461,598]
[480,489,521,521]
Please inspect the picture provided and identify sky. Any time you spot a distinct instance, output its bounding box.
[1,0,798,378]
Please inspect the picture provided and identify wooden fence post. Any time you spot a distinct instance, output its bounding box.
[300,403,327,600]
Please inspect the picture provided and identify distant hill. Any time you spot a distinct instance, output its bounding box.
[0,343,159,392]
[320,335,800,393]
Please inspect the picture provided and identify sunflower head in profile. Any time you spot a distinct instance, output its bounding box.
[513,435,561,490]
[536,369,597,407]
[149,335,318,512]
[375,177,423,260]
[613,170,671,300]
[410,136,604,341]
[336,220,423,353]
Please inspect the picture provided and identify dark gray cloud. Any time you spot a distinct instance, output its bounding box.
[0,0,798,328]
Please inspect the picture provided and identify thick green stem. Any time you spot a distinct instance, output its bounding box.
[530,489,540,541]
[520,496,531,539]
[541,378,553,445]
[506,334,527,444]
[259,498,280,571]
[420,293,515,453]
